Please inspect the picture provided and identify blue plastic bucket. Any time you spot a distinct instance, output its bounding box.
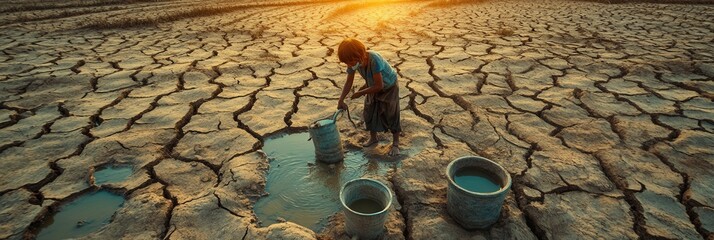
[308,110,344,163]
[446,156,512,229]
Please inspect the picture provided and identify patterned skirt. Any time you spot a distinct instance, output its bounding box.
[363,84,401,133]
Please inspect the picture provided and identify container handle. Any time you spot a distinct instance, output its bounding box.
[331,109,344,121]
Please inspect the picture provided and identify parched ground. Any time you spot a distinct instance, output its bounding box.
[1,0,713,239]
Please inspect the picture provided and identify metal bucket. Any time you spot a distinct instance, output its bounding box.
[339,178,392,240]
[308,110,344,163]
[446,156,512,229]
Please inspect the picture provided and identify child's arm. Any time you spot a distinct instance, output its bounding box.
[338,72,355,109]
[351,73,384,98]
[358,84,368,91]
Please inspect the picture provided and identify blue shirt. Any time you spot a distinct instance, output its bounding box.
[346,50,397,89]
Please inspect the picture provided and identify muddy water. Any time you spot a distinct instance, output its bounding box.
[93,165,132,185]
[453,167,502,193]
[253,132,393,231]
[36,190,125,240]
[348,198,384,214]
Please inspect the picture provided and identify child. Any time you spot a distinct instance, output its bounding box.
[336,38,401,156]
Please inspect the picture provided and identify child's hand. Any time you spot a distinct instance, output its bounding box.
[337,101,348,110]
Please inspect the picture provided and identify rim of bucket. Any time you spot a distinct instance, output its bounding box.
[339,178,393,216]
[445,156,512,196]
[310,118,335,129]
[309,109,343,129]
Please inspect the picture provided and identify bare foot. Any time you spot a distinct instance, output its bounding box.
[361,138,378,148]
[388,145,400,156]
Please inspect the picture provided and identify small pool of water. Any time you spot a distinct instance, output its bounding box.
[253,132,394,231]
[94,165,133,185]
[36,190,125,240]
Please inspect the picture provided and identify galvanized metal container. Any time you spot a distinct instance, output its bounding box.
[446,156,512,229]
[339,178,392,240]
[308,110,344,163]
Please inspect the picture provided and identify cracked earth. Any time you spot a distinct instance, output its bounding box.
[0,0,713,239]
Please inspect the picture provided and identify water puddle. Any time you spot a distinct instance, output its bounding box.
[36,190,125,240]
[253,132,395,231]
[93,165,132,185]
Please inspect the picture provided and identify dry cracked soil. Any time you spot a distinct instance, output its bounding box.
[0,0,713,239]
